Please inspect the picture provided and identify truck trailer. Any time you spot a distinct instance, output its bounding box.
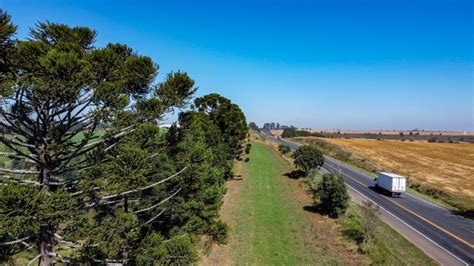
[374,172,406,196]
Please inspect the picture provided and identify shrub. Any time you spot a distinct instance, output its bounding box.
[292,145,325,175]
[245,143,252,154]
[361,201,379,246]
[278,144,291,155]
[315,174,349,218]
[209,220,229,244]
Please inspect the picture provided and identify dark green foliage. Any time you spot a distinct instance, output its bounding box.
[158,71,197,110]
[292,145,324,175]
[194,93,248,159]
[164,111,228,236]
[0,9,17,95]
[278,144,291,155]
[281,129,325,138]
[245,143,252,154]
[315,174,349,218]
[136,233,198,265]
[209,220,229,244]
[248,122,260,132]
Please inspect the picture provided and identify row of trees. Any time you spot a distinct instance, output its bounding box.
[0,10,247,265]
[281,129,325,138]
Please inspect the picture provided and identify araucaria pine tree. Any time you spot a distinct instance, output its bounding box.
[0,10,196,265]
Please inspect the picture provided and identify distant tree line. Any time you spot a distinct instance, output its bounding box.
[0,10,247,265]
[281,129,325,138]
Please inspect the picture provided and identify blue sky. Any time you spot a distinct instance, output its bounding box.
[2,0,473,130]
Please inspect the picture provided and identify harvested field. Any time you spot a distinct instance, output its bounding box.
[313,138,474,198]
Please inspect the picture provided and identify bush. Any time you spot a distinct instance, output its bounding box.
[292,145,325,175]
[278,144,291,155]
[209,220,229,244]
[315,174,349,218]
[245,143,252,154]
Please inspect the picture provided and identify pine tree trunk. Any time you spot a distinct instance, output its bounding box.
[124,195,128,213]
[38,226,53,266]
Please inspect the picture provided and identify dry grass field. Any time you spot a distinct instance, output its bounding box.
[317,138,474,198]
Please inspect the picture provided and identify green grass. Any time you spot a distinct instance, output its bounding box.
[339,203,436,265]
[229,142,341,265]
[230,141,434,265]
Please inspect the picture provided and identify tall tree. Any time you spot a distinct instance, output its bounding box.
[194,93,248,160]
[0,18,194,265]
[0,9,17,96]
[164,111,228,236]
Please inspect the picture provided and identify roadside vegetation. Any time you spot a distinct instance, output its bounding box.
[292,136,474,218]
[203,139,434,265]
[306,171,435,265]
[0,10,248,265]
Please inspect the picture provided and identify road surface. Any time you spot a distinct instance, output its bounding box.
[262,133,474,265]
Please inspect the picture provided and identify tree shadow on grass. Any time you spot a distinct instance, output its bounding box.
[303,205,322,213]
[303,204,339,219]
[230,174,243,181]
[284,169,305,179]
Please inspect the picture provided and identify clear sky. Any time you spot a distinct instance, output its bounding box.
[2,0,473,131]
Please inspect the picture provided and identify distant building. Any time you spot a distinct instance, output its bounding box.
[262,122,296,130]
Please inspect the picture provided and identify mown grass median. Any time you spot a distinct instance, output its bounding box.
[226,141,345,264]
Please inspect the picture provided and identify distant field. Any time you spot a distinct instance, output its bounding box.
[271,129,474,136]
[0,130,107,166]
[313,138,474,198]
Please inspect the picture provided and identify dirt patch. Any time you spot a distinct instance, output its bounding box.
[200,160,244,265]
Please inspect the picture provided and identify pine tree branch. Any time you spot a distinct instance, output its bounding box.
[48,252,70,263]
[101,167,187,200]
[21,241,34,250]
[0,176,41,185]
[0,234,36,246]
[0,167,38,174]
[0,135,40,164]
[0,135,36,148]
[143,208,166,225]
[133,188,181,214]
[27,254,41,266]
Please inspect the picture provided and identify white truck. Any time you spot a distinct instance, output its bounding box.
[374,172,406,197]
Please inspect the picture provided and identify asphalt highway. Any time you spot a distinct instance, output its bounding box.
[261,133,474,265]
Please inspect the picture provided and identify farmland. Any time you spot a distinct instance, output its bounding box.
[271,129,474,137]
[320,138,474,197]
